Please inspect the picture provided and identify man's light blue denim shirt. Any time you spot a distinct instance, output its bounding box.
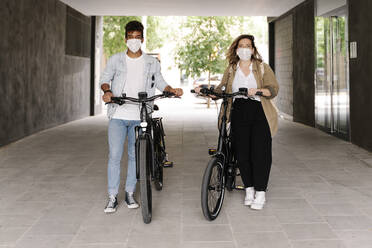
[99,50,169,119]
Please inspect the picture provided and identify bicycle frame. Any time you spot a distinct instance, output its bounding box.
[215,98,231,166]
[109,92,175,181]
[200,87,258,191]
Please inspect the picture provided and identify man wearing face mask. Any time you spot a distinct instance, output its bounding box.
[100,21,183,213]
[195,34,279,210]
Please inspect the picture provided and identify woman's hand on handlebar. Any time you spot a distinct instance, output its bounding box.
[102,91,113,103]
[194,87,218,99]
[194,87,201,94]
[248,88,270,97]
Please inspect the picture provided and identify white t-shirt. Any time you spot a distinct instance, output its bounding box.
[232,62,261,102]
[112,55,145,120]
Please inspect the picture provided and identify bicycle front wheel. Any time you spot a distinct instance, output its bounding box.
[139,137,152,224]
[201,157,225,221]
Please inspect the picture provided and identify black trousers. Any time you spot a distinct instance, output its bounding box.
[231,98,272,191]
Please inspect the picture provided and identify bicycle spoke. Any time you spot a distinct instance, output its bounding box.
[207,164,223,213]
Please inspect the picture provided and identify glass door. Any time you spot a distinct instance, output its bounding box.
[315,9,349,140]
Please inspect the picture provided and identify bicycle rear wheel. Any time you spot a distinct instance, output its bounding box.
[154,159,163,191]
[139,137,152,224]
[153,119,165,191]
[153,139,164,191]
[201,157,225,221]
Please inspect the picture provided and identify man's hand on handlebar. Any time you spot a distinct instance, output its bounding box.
[165,86,183,97]
[102,91,113,103]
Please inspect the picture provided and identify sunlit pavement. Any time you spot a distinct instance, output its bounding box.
[1,88,372,248]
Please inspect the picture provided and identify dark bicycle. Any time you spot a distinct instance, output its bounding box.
[191,87,263,221]
[109,91,176,223]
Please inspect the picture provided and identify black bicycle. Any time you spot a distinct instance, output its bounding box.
[109,91,176,223]
[191,87,263,221]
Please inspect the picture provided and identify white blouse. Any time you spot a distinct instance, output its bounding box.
[232,62,260,102]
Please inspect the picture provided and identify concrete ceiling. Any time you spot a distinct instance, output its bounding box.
[60,0,305,16]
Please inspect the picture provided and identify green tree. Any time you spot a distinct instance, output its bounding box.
[146,16,164,52]
[175,16,233,107]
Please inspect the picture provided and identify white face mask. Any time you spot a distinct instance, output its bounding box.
[237,48,252,61]
[126,38,142,53]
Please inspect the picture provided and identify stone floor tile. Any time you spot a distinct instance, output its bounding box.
[71,225,130,245]
[312,203,363,216]
[0,227,28,245]
[234,232,290,248]
[282,223,337,240]
[182,225,233,242]
[229,215,282,233]
[325,216,372,230]
[180,242,235,248]
[272,208,325,224]
[291,240,346,248]
[26,221,81,236]
[15,235,73,248]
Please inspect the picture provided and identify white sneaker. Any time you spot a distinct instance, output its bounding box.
[244,187,255,206]
[251,191,266,210]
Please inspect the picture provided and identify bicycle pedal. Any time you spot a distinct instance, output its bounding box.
[235,185,245,190]
[208,148,217,155]
[163,161,173,168]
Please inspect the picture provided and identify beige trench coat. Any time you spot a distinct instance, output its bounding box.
[215,60,279,137]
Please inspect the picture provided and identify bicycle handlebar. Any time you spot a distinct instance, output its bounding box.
[190,87,263,98]
[107,91,176,106]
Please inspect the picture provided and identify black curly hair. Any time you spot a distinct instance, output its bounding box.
[125,21,144,38]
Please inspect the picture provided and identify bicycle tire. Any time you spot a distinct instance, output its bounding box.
[154,140,164,191]
[154,160,163,191]
[139,138,152,224]
[153,120,164,191]
[201,157,225,221]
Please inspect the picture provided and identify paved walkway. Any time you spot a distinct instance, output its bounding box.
[1,91,372,248]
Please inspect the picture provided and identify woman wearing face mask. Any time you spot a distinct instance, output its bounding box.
[196,34,279,210]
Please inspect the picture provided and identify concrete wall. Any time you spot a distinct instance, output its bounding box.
[269,0,315,126]
[348,0,372,151]
[0,0,91,147]
[292,0,315,126]
[274,15,293,117]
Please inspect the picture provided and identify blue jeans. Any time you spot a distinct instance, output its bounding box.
[107,119,140,196]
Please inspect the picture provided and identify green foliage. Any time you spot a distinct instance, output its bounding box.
[315,17,326,69]
[103,16,141,58]
[175,17,234,78]
[146,16,164,52]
